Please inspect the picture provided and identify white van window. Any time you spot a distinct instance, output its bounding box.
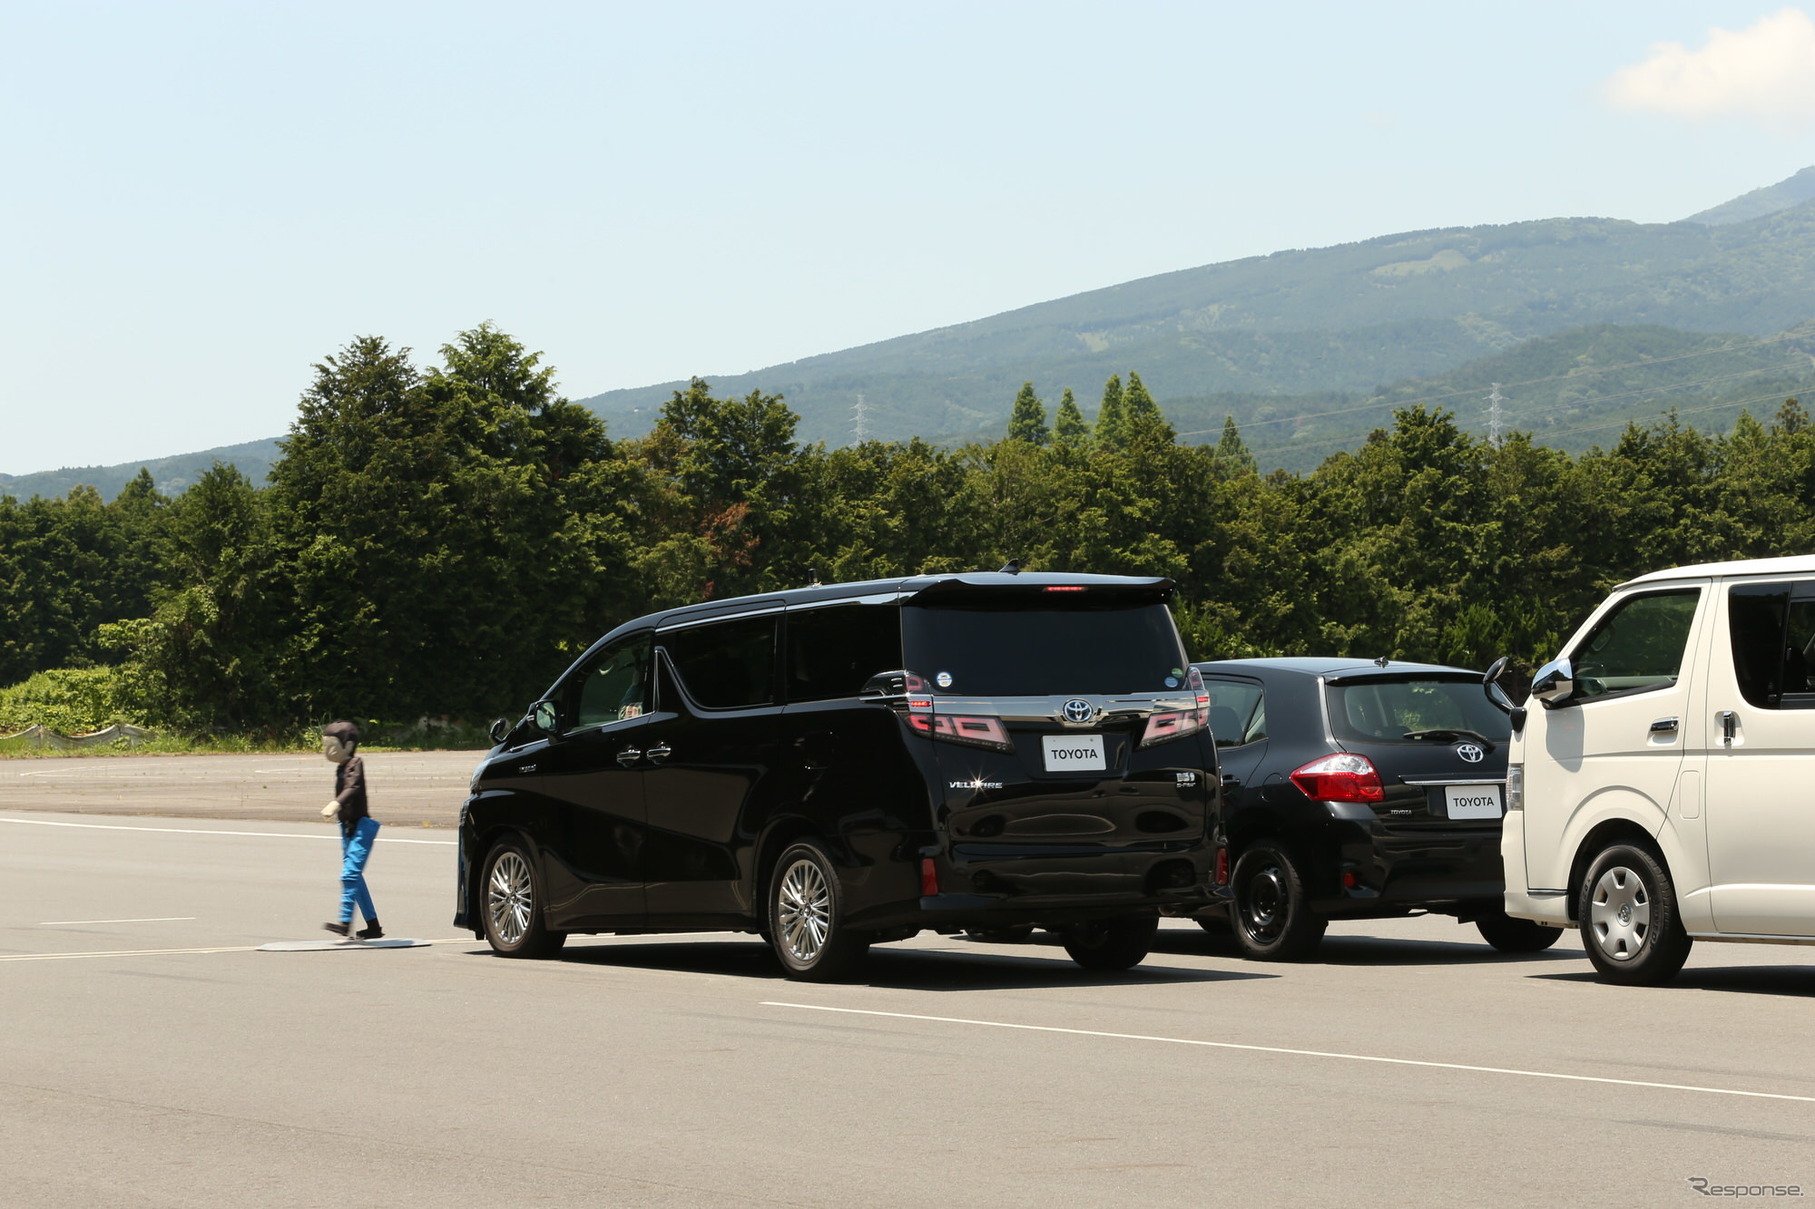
[1572,589,1700,701]
[1729,583,1815,708]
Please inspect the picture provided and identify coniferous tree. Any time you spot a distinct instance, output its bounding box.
[1006,381,1049,445]
[1052,388,1088,446]
[1094,375,1126,448]
[1214,416,1258,475]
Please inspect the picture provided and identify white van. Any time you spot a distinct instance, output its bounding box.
[1501,555,1815,984]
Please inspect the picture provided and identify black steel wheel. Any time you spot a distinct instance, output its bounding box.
[1577,842,1691,985]
[1231,842,1326,961]
[768,841,869,981]
[1475,908,1564,953]
[482,839,567,959]
[1060,914,1158,971]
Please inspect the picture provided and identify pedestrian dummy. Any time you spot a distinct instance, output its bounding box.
[320,720,382,939]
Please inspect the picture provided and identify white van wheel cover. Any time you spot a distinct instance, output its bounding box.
[1588,865,1652,961]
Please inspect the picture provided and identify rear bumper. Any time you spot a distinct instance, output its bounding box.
[883,840,1219,930]
[1312,816,1508,917]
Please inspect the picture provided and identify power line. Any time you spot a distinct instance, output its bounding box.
[1173,329,1812,440]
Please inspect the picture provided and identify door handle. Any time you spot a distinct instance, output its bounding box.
[1649,717,1679,735]
[1719,710,1737,744]
[616,747,642,767]
[645,743,673,763]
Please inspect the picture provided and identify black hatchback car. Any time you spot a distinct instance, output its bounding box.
[1194,657,1561,960]
[455,571,1221,980]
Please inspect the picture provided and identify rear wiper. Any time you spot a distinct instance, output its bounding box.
[1400,728,1492,744]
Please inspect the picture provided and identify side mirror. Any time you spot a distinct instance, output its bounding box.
[1482,656,1513,713]
[531,699,561,735]
[1529,657,1576,708]
[487,717,511,745]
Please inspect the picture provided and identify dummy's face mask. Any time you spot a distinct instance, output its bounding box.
[322,735,353,763]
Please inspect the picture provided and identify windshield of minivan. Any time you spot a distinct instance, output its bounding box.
[902,599,1186,696]
[1326,677,1511,744]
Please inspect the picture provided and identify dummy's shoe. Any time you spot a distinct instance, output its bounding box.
[323,921,350,936]
[356,920,384,940]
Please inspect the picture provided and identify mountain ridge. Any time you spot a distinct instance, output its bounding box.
[11,166,1815,498]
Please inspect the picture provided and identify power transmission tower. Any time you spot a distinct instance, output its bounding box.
[852,393,871,444]
[1484,382,1507,447]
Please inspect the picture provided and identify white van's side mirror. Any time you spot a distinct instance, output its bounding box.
[1529,657,1576,707]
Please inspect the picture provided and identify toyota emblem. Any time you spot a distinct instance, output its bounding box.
[1456,743,1485,764]
[1061,699,1094,723]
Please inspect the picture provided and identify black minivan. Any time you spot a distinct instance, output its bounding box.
[455,571,1221,979]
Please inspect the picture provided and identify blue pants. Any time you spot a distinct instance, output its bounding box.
[339,816,380,925]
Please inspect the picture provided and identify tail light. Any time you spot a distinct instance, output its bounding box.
[907,712,1013,751]
[1289,753,1385,803]
[1140,666,1212,748]
[919,856,940,896]
[904,670,1014,751]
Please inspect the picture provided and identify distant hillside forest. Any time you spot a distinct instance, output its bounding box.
[4,324,1814,737]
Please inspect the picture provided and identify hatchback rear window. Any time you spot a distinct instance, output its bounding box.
[1326,677,1510,744]
[902,600,1186,696]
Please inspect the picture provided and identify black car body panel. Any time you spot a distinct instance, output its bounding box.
[1198,657,1512,920]
[456,573,1220,957]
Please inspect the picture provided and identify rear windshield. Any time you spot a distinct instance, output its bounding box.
[902,599,1187,696]
[1326,677,1510,744]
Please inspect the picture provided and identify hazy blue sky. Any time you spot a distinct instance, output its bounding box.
[7,1,1815,473]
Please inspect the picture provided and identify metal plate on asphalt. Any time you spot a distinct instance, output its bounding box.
[257,938,432,951]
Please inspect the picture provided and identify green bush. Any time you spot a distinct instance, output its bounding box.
[0,666,142,735]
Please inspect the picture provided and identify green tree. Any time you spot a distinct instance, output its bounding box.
[1094,375,1126,449]
[1006,381,1049,445]
[1212,416,1258,476]
[264,326,640,723]
[1052,388,1088,446]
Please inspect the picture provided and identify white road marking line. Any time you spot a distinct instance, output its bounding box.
[0,817,455,845]
[0,939,475,962]
[40,917,197,926]
[763,1002,1815,1105]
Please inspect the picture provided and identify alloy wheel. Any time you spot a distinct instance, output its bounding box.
[488,850,534,947]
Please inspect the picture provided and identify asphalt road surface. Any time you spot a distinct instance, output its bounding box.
[3,756,1815,1207]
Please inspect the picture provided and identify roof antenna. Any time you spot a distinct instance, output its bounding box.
[1373,655,1390,667]
[998,558,1023,575]
[806,567,822,588]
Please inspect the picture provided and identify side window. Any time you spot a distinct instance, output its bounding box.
[562,634,652,731]
[662,614,778,709]
[1730,582,1815,708]
[785,603,904,702]
[1206,680,1265,747]
[1571,589,1700,701]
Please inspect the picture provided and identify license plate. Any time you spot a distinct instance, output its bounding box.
[1444,784,1503,819]
[1042,734,1106,772]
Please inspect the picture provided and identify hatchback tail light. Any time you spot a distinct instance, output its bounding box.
[1139,666,1212,748]
[1289,753,1385,803]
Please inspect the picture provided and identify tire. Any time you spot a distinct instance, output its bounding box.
[768,841,869,981]
[1475,909,1564,953]
[963,926,1037,944]
[481,839,567,959]
[1230,842,1326,961]
[1061,915,1158,971]
[1577,843,1692,985]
